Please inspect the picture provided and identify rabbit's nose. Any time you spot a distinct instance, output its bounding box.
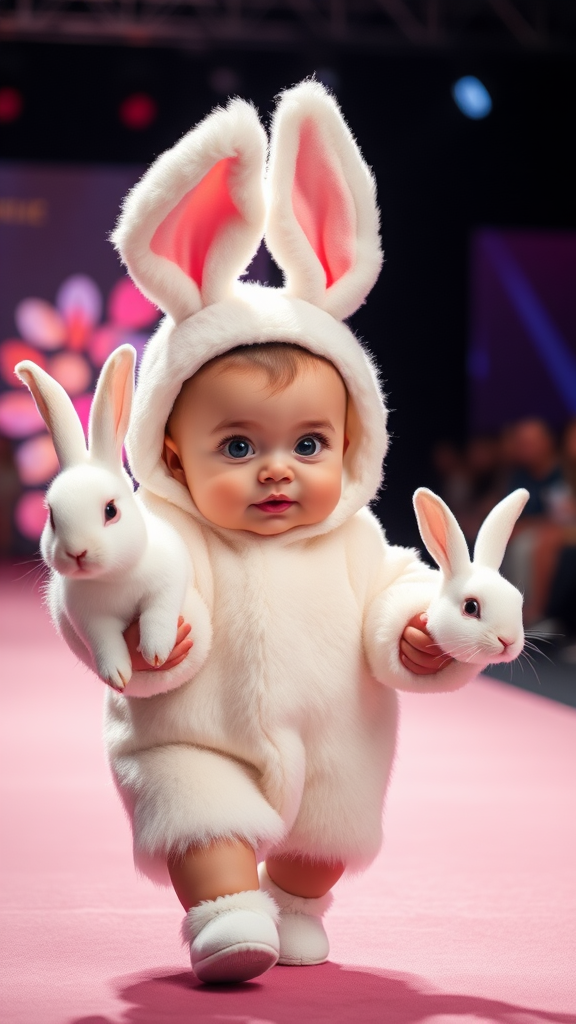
[498,636,514,648]
[67,549,87,565]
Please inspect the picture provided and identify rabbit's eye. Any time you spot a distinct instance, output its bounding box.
[48,506,55,530]
[104,501,119,524]
[463,598,481,618]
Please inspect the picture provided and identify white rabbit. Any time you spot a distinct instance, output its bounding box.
[413,487,530,667]
[15,344,190,691]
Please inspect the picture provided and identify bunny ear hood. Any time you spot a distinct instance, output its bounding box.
[116,81,388,543]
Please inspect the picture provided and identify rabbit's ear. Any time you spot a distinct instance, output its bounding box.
[413,488,471,579]
[473,489,529,570]
[15,360,87,469]
[88,345,135,466]
[265,80,383,321]
[111,98,267,324]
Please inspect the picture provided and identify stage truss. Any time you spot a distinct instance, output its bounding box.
[0,0,574,50]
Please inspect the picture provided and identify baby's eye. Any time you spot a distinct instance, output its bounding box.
[223,437,254,459]
[294,435,323,457]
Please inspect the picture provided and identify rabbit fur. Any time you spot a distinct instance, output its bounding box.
[35,82,505,884]
[15,345,199,692]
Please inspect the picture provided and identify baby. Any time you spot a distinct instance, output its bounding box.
[50,82,481,984]
[113,340,469,983]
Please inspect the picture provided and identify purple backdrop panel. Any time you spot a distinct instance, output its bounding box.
[0,162,160,545]
[468,229,576,434]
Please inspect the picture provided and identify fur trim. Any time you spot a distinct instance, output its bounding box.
[182,889,280,944]
[266,80,382,321]
[258,863,334,917]
[108,744,286,885]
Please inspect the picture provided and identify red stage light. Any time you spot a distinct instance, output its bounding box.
[119,93,158,130]
[0,87,24,124]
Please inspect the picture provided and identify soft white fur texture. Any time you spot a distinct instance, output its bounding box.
[182,890,280,944]
[52,82,482,885]
[110,745,286,882]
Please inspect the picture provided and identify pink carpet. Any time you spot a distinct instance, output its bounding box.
[1,564,575,1024]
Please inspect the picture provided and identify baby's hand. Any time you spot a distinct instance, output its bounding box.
[400,613,453,675]
[124,616,193,673]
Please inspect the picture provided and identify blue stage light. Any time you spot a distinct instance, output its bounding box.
[452,76,492,120]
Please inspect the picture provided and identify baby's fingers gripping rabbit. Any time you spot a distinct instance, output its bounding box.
[413,487,529,669]
[15,345,190,691]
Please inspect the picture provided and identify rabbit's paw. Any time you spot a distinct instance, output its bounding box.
[97,654,133,691]
[137,621,179,668]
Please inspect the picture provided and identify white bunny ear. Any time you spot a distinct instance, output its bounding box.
[473,489,529,570]
[88,345,135,466]
[14,360,87,469]
[413,487,471,579]
[111,98,267,324]
[265,80,383,321]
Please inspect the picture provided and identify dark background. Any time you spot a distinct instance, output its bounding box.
[1,39,574,544]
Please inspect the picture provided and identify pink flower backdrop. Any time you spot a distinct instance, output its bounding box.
[0,163,160,549]
[0,273,158,540]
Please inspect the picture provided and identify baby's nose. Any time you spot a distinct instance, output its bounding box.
[258,457,294,483]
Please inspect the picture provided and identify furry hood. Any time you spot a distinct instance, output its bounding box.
[114,81,388,545]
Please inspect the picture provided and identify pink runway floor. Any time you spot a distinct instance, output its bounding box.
[1,565,575,1024]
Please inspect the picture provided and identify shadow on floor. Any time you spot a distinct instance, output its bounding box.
[69,961,576,1024]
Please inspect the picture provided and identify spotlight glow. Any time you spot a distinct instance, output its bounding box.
[0,87,23,123]
[452,77,492,120]
[119,93,157,131]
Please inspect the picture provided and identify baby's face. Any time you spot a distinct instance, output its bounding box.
[164,358,348,535]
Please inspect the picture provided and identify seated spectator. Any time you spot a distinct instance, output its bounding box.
[458,434,503,544]
[430,440,469,520]
[500,418,564,616]
[527,418,576,634]
[506,418,564,516]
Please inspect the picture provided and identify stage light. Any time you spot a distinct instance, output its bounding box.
[452,77,492,120]
[0,87,23,124]
[119,93,157,130]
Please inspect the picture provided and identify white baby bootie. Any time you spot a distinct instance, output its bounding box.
[182,889,280,983]
[258,863,333,966]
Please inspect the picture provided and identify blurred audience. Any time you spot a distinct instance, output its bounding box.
[0,437,21,557]
[431,416,576,644]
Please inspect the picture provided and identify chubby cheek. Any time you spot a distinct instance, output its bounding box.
[190,468,249,525]
[303,464,342,520]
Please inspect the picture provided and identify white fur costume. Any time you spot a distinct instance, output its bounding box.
[53,82,479,884]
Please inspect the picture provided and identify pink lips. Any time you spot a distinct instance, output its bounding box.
[254,495,295,514]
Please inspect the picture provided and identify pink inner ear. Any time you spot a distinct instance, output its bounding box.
[292,119,355,289]
[151,157,239,289]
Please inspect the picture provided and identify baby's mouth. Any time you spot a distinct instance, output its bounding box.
[253,495,295,514]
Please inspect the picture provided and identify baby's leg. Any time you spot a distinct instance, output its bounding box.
[260,856,345,967]
[266,854,344,897]
[168,837,259,909]
[111,745,284,983]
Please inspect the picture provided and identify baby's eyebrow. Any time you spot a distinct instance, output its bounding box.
[295,420,336,433]
[211,419,260,433]
[210,419,336,434]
